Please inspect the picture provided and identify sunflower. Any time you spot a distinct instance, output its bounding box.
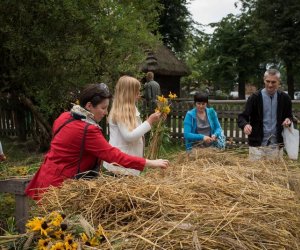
[38,238,50,250]
[49,211,64,227]
[64,234,78,250]
[53,229,65,240]
[26,217,44,231]
[26,217,48,236]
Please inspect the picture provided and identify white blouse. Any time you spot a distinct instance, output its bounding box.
[102,108,151,176]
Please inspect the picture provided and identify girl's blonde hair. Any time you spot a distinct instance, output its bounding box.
[109,76,141,130]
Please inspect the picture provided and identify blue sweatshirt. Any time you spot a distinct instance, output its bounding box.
[183,107,223,151]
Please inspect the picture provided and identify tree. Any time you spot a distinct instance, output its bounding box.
[180,29,212,95]
[197,13,269,98]
[240,0,300,99]
[0,0,160,148]
[157,0,192,53]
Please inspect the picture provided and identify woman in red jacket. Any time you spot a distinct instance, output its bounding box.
[25,83,169,200]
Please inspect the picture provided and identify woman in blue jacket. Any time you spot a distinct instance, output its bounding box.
[184,92,225,151]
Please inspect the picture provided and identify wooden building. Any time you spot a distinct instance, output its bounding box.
[140,45,190,97]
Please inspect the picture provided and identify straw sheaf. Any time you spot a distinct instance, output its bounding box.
[39,149,300,249]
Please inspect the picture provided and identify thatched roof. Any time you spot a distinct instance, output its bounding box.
[141,45,190,76]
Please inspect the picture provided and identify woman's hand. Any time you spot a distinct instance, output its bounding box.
[147,112,161,125]
[203,136,213,143]
[211,135,217,141]
[145,159,169,169]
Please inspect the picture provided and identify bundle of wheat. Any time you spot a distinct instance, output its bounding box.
[38,148,300,249]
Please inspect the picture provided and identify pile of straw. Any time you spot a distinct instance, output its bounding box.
[39,149,300,249]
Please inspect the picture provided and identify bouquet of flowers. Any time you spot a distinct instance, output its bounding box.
[0,211,108,249]
[146,92,177,159]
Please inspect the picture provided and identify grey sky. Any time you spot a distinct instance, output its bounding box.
[188,0,241,33]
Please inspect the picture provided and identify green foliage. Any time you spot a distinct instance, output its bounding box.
[0,194,15,235]
[157,0,193,53]
[0,0,161,121]
[240,0,300,97]
[5,217,17,235]
[205,13,269,97]
[183,0,300,97]
[180,30,211,93]
[182,9,271,98]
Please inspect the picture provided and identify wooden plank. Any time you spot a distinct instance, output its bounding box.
[15,194,30,233]
[223,105,229,139]
[0,178,30,195]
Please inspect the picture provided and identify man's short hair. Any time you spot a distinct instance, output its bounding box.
[146,72,154,81]
[264,68,281,80]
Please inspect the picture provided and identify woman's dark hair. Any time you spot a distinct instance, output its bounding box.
[194,92,209,104]
[79,83,112,107]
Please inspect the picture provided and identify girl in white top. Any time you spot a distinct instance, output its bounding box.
[103,75,161,175]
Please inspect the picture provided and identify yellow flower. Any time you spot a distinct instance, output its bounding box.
[50,242,64,250]
[162,105,171,114]
[80,232,88,242]
[89,236,99,247]
[69,242,78,250]
[41,222,49,236]
[95,225,108,243]
[26,217,44,231]
[75,99,80,105]
[53,229,65,240]
[95,225,104,237]
[26,217,48,236]
[64,234,76,250]
[157,95,168,103]
[155,94,175,115]
[49,212,64,227]
[38,238,50,250]
[168,92,177,99]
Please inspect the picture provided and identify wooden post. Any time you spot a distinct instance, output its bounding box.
[0,178,31,233]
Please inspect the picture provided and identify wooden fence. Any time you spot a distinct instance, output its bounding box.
[149,99,300,145]
[0,106,34,140]
[1,99,300,145]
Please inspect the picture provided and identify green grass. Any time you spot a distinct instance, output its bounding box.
[0,137,43,180]
[0,137,43,165]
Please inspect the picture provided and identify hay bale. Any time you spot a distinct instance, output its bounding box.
[39,148,300,249]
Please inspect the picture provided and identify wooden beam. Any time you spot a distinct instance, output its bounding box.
[0,178,31,233]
